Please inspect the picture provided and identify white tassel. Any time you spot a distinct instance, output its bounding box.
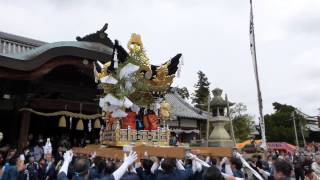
[112,109,128,118]
[119,63,139,80]
[88,120,92,132]
[177,66,181,78]
[181,55,184,65]
[99,97,105,108]
[69,117,72,129]
[131,104,140,113]
[97,61,104,69]
[93,62,98,83]
[123,97,133,108]
[100,75,118,84]
[177,55,184,78]
[104,94,121,106]
[114,49,118,69]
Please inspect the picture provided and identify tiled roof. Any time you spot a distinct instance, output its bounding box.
[165,92,208,120]
[2,41,113,61]
[0,31,47,47]
[0,41,113,71]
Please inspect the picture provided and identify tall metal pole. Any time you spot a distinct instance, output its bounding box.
[250,0,267,150]
[206,95,211,147]
[292,112,299,148]
[226,94,236,146]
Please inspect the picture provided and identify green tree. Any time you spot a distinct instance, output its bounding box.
[227,103,254,142]
[233,115,254,142]
[230,102,248,118]
[191,71,210,110]
[265,102,308,145]
[176,87,190,99]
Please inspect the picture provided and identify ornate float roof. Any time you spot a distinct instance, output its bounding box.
[165,88,207,120]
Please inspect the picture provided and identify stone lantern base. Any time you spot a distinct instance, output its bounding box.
[207,139,234,147]
[207,116,234,148]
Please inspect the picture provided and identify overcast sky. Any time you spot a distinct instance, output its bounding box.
[1,0,319,119]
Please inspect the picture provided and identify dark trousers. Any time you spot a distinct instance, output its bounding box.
[294,169,304,180]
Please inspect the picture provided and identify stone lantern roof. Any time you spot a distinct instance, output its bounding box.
[210,88,234,108]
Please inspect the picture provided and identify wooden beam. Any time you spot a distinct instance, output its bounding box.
[0,56,94,80]
[29,99,99,114]
[189,147,233,157]
[18,111,31,150]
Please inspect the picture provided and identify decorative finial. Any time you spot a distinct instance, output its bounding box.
[99,23,108,33]
[212,88,223,97]
[128,33,143,50]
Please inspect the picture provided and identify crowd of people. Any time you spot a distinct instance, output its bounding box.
[0,135,320,180]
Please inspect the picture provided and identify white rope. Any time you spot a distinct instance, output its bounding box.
[19,108,102,120]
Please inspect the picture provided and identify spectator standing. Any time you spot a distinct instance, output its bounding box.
[311,154,320,178]
[273,160,292,180]
[33,143,44,162]
[293,153,305,180]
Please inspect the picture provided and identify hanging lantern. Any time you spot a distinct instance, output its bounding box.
[76,119,84,131]
[94,119,101,129]
[58,116,67,128]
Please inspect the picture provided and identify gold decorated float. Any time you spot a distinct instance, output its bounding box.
[95,33,182,147]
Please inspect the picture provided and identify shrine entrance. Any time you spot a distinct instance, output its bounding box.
[21,63,103,148]
[28,112,101,148]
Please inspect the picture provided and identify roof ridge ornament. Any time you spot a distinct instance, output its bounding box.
[76,23,113,47]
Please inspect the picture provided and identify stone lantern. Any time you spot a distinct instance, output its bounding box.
[207,88,234,147]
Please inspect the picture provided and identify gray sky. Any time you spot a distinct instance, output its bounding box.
[1,0,320,119]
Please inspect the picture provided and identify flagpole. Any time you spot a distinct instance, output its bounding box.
[226,94,236,146]
[249,0,267,150]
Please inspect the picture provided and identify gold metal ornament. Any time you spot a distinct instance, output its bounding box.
[160,101,171,120]
[97,61,112,78]
[127,33,151,72]
[151,62,175,91]
[128,33,143,50]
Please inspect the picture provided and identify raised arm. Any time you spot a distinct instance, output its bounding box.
[57,150,73,180]
[112,151,137,180]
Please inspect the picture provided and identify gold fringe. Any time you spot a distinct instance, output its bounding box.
[94,119,101,129]
[58,116,67,128]
[76,119,84,131]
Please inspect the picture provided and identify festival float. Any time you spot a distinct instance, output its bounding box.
[73,29,233,158]
[95,33,181,147]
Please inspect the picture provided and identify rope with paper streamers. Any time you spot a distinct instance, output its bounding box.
[19,108,102,130]
[19,108,102,119]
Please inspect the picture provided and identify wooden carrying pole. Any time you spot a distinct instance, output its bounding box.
[73,145,233,159]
